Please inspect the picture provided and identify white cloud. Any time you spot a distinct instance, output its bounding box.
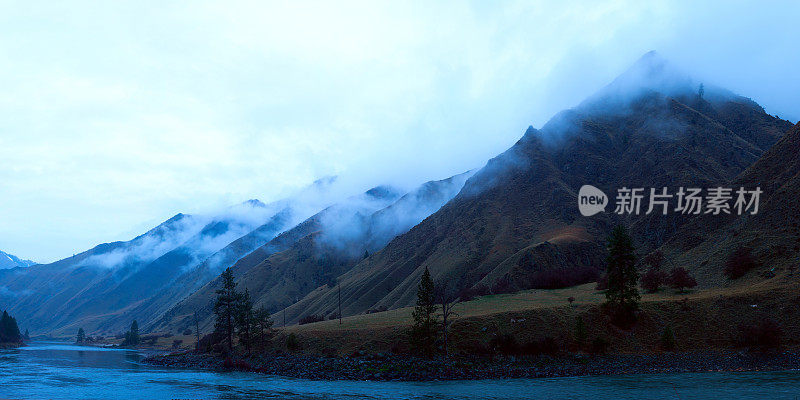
[0,0,797,262]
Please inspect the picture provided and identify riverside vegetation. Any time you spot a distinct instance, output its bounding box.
[0,310,24,348]
[145,226,800,381]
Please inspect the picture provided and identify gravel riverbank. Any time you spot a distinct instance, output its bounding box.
[144,350,800,381]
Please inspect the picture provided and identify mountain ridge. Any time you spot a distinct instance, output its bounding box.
[0,250,36,270]
[275,53,792,324]
[149,171,473,333]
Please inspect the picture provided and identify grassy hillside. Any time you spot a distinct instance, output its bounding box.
[279,279,800,356]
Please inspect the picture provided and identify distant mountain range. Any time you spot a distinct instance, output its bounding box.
[0,170,473,335]
[149,171,473,333]
[0,177,341,334]
[0,251,36,270]
[2,51,796,337]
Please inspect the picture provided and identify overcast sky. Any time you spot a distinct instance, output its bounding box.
[1,1,798,263]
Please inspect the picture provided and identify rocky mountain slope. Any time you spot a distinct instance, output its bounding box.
[0,179,346,335]
[277,52,792,324]
[149,172,472,333]
[660,121,800,285]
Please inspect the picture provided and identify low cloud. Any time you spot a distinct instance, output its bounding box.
[0,1,797,262]
[316,171,473,257]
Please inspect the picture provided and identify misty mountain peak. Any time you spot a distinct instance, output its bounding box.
[578,51,696,112]
[241,199,267,208]
[524,125,537,136]
[165,213,188,224]
[365,185,403,200]
[612,50,692,93]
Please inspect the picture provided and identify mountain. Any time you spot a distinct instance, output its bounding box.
[0,178,345,336]
[659,121,800,285]
[80,206,297,334]
[149,172,472,333]
[275,52,793,324]
[0,205,274,335]
[0,251,36,270]
[7,52,795,337]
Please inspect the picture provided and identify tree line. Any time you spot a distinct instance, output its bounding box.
[409,225,704,356]
[71,268,274,352]
[75,320,140,346]
[72,224,707,355]
[209,268,275,353]
[0,310,22,345]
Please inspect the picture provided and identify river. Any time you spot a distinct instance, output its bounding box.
[2,342,800,399]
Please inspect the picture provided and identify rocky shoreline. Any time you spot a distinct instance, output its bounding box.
[144,350,800,381]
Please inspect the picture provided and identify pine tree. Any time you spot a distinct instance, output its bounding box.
[76,327,85,344]
[409,267,438,357]
[214,268,240,350]
[604,225,640,325]
[123,320,140,346]
[0,311,22,344]
[130,320,139,345]
[235,288,255,353]
[253,306,275,347]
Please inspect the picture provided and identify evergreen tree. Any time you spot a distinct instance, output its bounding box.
[123,320,140,346]
[130,320,139,344]
[253,306,275,347]
[235,288,256,353]
[0,310,22,344]
[604,226,640,325]
[76,327,85,344]
[214,267,240,350]
[409,267,438,357]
